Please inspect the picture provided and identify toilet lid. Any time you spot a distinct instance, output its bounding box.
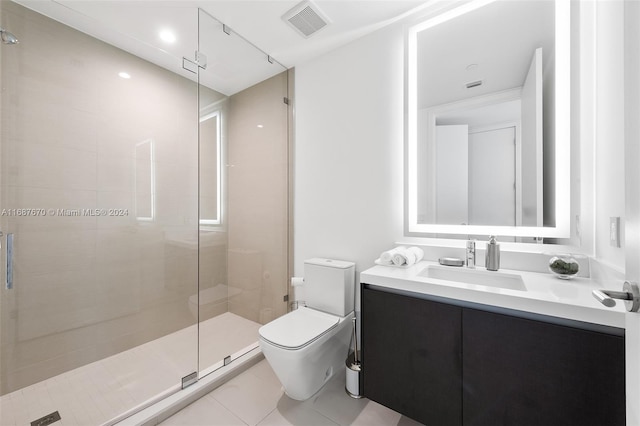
[259,306,340,350]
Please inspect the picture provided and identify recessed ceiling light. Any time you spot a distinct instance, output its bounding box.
[257,124,264,128]
[159,29,176,44]
[118,72,131,79]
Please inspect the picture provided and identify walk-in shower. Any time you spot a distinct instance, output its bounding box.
[0,1,290,424]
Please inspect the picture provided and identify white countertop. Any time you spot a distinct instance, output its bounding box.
[361,261,626,329]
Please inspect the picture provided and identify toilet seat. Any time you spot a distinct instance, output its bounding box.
[259,306,340,350]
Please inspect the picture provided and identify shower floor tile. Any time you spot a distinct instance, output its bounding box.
[160,360,424,426]
[0,312,260,426]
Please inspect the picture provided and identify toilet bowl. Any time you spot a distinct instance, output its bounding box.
[259,306,354,400]
[258,258,355,400]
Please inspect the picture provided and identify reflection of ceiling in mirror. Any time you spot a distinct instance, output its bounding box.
[417,0,554,109]
[436,99,521,127]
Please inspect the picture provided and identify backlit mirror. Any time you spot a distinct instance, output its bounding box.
[406,0,570,238]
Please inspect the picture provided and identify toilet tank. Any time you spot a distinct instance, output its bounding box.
[304,258,355,317]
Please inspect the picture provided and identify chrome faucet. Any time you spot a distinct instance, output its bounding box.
[466,240,476,269]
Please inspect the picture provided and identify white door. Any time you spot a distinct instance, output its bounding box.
[625,154,640,426]
[625,1,640,424]
[435,125,469,225]
[468,126,516,226]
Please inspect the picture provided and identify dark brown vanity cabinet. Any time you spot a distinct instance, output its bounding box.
[361,284,626,426]
[463,307,625,426]
[361,285,462,426]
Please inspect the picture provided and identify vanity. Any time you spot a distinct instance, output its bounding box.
[360,262,626,426]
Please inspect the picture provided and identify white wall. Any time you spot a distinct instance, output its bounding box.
[624,0,640,423]
[294,24,405,278]
[595,1,626,271]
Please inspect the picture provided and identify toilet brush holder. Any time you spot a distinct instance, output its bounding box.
[345,317,362,398]
[345,351,362,398]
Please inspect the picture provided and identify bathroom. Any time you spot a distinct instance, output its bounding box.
[1,0,639,425]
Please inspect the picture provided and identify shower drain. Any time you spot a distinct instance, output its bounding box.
[30,411,61,426]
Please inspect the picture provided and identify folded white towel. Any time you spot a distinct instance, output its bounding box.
[380,247,401,265]
[406,246,424,263]
[392,247,410,266]
[379,246,425,267]
[388,246,424,266]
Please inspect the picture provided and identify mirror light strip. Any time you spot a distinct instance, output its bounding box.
[554,0,571,237]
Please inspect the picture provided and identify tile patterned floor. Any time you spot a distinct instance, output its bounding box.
[160,359,423,426]
[0,313,260,426]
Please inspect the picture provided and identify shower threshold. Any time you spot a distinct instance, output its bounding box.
[115,347,263,426]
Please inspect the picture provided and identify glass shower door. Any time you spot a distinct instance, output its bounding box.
[0,2,200,424]
[197,9,290,377]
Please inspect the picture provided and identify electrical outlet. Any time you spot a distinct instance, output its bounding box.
[610,217,621,248]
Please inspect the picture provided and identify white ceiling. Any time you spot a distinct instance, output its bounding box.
[14,0,431,95]
[417,0,555,109]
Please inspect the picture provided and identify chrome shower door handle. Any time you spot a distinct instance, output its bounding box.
[6,233,13,290]
[592,281,640,312]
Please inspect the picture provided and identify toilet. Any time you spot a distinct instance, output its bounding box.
[258,258,355,400]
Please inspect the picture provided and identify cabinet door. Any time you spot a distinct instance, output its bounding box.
[362,285,462,426]
[462,308,625,426]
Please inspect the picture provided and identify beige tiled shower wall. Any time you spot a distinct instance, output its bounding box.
[227,74,290,325]
[0,2,225,395]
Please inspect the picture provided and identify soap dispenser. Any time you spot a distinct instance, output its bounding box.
[485,236,500,271]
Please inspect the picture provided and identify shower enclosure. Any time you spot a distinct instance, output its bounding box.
[0,1,290,424]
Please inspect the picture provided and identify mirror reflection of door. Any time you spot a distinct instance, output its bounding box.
[468,126,516,226]
[434,125,517,228]
[435,125,468,225]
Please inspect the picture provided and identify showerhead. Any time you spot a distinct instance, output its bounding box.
[0,28,19,45]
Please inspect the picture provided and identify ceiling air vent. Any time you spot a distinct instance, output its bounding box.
[282,1,330,38]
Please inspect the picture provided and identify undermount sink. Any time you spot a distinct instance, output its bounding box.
[418,265,527,291]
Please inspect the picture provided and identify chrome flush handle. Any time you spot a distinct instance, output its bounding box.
[592,281,640,312]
